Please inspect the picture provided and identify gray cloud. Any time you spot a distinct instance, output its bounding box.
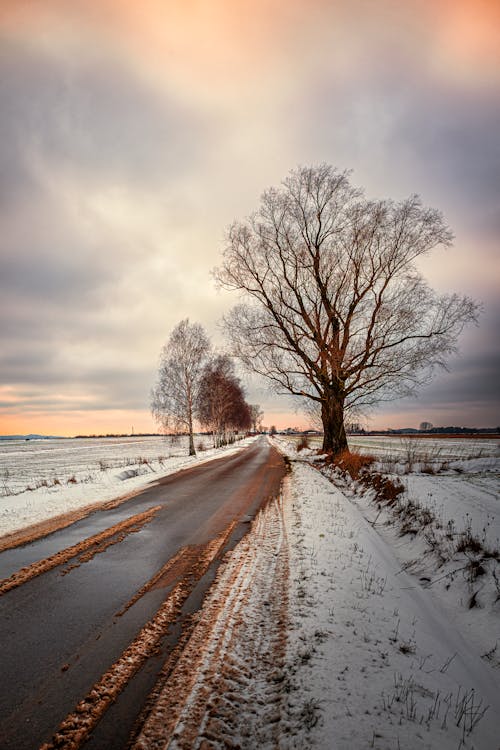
[0,35,208,201]
[0,34,219,422]
[374,347,500,427]
[0,357,155,412]
[296,67,500,239]
[1,250,108,305]
[423,352,500,404]
[390,92,500,238]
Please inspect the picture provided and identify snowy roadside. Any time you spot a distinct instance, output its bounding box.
[282,459,500,749]
[0,436,255,541]
[138,437,500,749]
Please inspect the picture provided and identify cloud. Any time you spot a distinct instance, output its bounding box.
[0,30,224,425]
[0,34,211,198]
[1,1,499,433]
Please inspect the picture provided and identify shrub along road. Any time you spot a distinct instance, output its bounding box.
[0,436,286,750]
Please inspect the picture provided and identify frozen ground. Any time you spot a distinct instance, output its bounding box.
[348,435,499,464]
[0,435,252,540]
[142,436,499,749]
[1,433,498,748]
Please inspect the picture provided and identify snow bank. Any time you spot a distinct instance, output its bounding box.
[283,461,500,749]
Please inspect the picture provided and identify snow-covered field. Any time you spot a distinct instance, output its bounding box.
[349,435,499,462]
[0,435,252,539]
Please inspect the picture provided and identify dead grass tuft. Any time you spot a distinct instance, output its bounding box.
[327,449,375,479]
[362,472,405,505]
[296,436,311,452]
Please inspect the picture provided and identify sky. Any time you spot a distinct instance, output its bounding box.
[1,0,499,436]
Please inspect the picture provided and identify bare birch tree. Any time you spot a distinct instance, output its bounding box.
[151,319,210,456]
[214,165,479,456]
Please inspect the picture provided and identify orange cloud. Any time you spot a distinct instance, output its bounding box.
[427,0,500,84]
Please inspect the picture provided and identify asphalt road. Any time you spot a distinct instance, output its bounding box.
[0,437,286,750]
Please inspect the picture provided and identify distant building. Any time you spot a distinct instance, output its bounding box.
[346,422,364,434]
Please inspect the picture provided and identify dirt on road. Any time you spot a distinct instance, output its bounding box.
[131,491,290,750]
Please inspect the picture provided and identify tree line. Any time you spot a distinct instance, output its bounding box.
[151,319,261,455]
[152,165,478,457]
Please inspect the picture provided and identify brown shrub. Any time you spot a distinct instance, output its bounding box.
[331,449,375,479]
[322,449,404,505]
[296,436,310,452]
[360,472,405,504]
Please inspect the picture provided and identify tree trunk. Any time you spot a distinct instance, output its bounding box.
[321,392,348,455]
[187,409,196,456]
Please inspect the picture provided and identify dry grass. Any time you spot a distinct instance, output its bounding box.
[326,449,375,480]
[296,436,311,452]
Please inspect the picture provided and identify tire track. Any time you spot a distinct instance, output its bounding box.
[0,506,162,596]
[39,521,237,750]
[131,490,289,750]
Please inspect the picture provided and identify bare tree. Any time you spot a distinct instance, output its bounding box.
[197,354,251,446]
[214,165,479,456]
[249,404,264,432]
[151,319,210,456]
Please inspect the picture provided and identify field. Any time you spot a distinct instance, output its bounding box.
[0,434,248,541]
[291,434,500,545]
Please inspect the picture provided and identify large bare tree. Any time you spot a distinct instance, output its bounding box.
[151,319,210,455]
[214,165,479,455]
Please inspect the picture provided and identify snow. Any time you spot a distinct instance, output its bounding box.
[151,436,499,749]
[282,460,500,749]
[0,435,254,539]
[349,435,499,460]
[1,432,499,748]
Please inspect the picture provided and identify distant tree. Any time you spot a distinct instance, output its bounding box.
[215,165,479,456]
[151,319,210,456]
[249,404,264,432]
[419,421,433,431]
[269,425,277,436]
[197,354,251,446]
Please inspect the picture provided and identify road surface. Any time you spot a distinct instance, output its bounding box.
[0,437,286,750]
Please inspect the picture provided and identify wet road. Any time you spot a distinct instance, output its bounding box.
[0,437,286,750]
